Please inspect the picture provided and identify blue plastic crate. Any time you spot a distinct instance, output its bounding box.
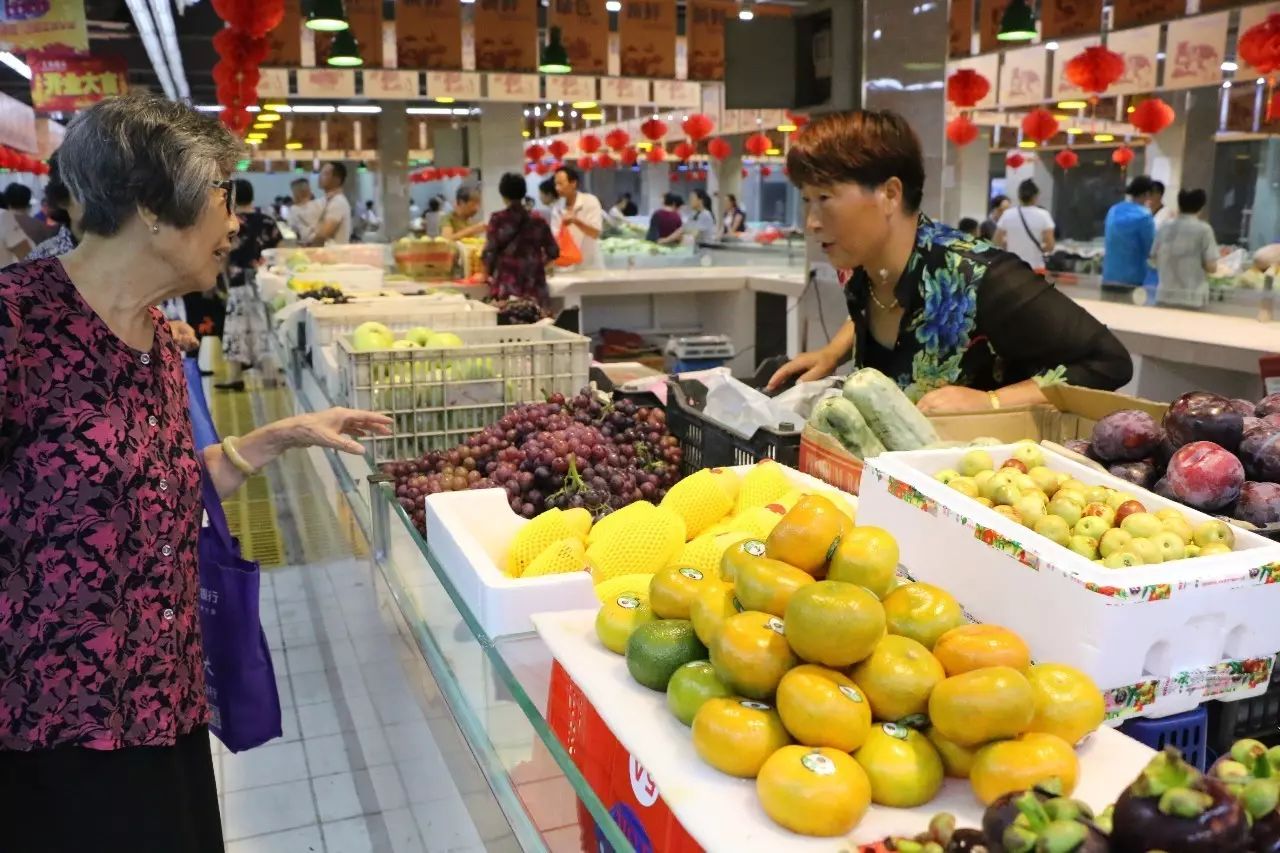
[1119,705,1209,771]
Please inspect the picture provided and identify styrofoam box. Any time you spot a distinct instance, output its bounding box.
[302,296,498,351]
[313,344,342,401]
[424,464,857,638]
[858,444,1280,721]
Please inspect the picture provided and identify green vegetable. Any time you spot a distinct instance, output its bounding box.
[842,368,940,451]
[809,396,886,460]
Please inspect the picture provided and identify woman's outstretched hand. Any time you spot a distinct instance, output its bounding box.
[272,408,393,455]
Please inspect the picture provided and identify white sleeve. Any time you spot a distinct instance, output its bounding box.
[1040,208,1056,232]
[580,196,603,232]
[2,214,25,251]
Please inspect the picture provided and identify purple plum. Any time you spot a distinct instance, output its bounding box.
[1109,460,1158,489]
[1166,440,1246,511]
[1239,426,1280,483]
[1063,438,1097,460]
[1153,477,1178,501]
[1245,417,1263,435]
[1092,409,1164,462]
[1257,393,1280,417]
[1163,391,1245,453]
[1229,398,1258,416]
[1236,482,1280,527]
[1265,413,1280,430]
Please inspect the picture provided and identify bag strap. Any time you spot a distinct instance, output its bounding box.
[200,467,236,549]
[1017,207,1045,256]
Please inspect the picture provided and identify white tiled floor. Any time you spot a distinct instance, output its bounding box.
[214,558,501,852]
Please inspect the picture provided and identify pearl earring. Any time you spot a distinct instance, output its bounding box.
[151,224,159,234]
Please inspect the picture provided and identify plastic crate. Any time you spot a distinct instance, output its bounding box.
[663,378,800,476]
[336,325,590,462]
[1209,653,1280,753]
[302,296,498,351]
[1119,706,1209,771]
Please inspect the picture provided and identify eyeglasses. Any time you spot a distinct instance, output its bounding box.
[211,180,236,215]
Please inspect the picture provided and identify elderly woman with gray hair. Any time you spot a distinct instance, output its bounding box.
[0,94,390,852]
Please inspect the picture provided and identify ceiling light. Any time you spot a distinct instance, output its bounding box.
[1126,105,1135,113]
[263,103,290,112]
[543,118,565,127]
[406,107,455,115]
[1056,100,1088,110]
[1223,80,1233,88]
[122,0,176,99]
[777,122,798,132]
[194,105,222,112]
[1045,41,1059,51]
[539,26,572,74]
[522,129,531,137]
[582,111,604,120]
[257,113,282,122]
[1066,127,1083,134]
[247,133,268,141]
[1052,114,1070,121]
[147,0,188,99]
[570,110,578,117]
[0,52,31,80]
[872,28,881,39]
[997,0,1036,41]
[572,100,597,109]
[291,104,336,113]
[606,0,621,10]
[337,104,381,113]
[246,139,261,146]
[739,9,754,20]
[327,28,363,67]
[1093,133,1114,142]
[306,0,349,31]
[1019,140,1037,148]
[453,108,473,115]
[765,147,781,155]
[435,96,456,104]
[252,122,272,130]
[285,141,304,150]
[1156,52,1166,60]
[1221,60,1238,71]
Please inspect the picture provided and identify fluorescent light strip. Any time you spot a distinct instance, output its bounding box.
[122,0,176,99]
[337,105,382,113]
[290,104,336,113]
[149,0,189,99]
[406,107,454,115]
[0,51,30,80]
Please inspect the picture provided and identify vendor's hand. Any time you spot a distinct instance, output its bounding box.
[272,408,393,455]
[562,215,577,228]
[171,320,199,353]
[766,350,839,391]
[917,385,991,414]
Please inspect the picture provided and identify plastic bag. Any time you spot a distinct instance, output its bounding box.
[555,224,583,268]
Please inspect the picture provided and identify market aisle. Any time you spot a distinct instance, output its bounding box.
[211,383,519,853]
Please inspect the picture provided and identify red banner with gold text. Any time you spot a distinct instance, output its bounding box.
[395,0,459,70]
[619,0,676,79]
[474,0,538,72]
[687,0,734,81]
[31,55,128,113]
[1040,0,1102,41]
[265,0,301,66]
[550,0,609,75]
[1112,0,1185,30]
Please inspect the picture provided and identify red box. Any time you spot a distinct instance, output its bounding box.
[798,428,865,494]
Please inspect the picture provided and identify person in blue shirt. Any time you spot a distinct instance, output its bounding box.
[1102,175,1158,302]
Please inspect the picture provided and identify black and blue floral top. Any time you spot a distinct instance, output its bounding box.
[844,215,1132,401]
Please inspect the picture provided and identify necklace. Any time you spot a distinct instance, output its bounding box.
[869,289,900,311]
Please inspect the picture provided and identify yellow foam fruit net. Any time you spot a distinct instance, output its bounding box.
[562,507,593,540]
[587,505,687,583]
[522,538,588,578]
[505,508,575,577]
[726,505,786,540]
[593,573,656,603]
[660,468,734,539]
[587,500,655,547]
[707,467,742,504]
[734,460,793,514]
[671,533,731,579]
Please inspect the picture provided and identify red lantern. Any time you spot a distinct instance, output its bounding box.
[604,128,630,151]
[682,113,714,143]
[1064,45,1125,96]
[548,139,569,159]
[1005,152,1026,169]
[620,147,639,166]
[1055,149,1080,170]
[1021,107,1059,144]
[785,111,809,130]
[211,0,284,38]
[706,137,732,160]
[596,152,615,169]
[579,157,594,172]
[744,132,771,157]
[645,145,667,163]
[946,68,991,108]
[760,165,772,177]
[213,28,268,66]
[219,107,252,135]
[1112,145,1135,168]
[535,162,552,176]
[1238,14,1280,76]
[945,115,980,147]
[525,144,545,162]
[640,118,668,141]
[672,141,695,162]
[579,133,601,154]
[1130,98,1175,136]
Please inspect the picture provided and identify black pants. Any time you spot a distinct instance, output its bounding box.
[0,725,224,853]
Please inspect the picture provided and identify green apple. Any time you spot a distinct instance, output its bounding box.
[404,326,435,346]
[1127,537,1163,565]
[1059,478,1090,495]
[934,468,961,485]
[974,470,996,489]
[980,471,1018,501]
[1028,466,1061,497]
[1074,516,1110,541]
[1193,520,1236,550]
[1185,543,1202,558]
[992,483,1024,507]
[1120,512,1164,540]
[1084,485,1113,506]
[958,450,995,478]
[1054,489,1086,508]
[1199,542,1234,557]
[1011,440,1045,470]
[352,321,395,352]
[1156,508,1185,522]
[1161,516,1195,546]
[993,505,1023,525]
[1048,498,1083,528]
[1014,494,1048,528]
[1013,473,1038,493]
[1151,531,1187,562]
[1103,550,1145,569]
[1099,528,1134,558]
[390,339,419,350]
[948,477,980,498]
[1107,491,1139,511]
[1081,502,1116,527]
[974,497,995,508]
[425,331,466,349]
[1068,535,1099,560]
[1034,515,1072,547]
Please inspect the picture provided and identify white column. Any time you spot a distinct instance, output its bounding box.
[377,102,410,241]
[474,103,526,217]
[942,128,992,226]
[641,160,670,215]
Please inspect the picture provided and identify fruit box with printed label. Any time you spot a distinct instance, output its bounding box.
[425,464,851,638]
[858,443,1280,721]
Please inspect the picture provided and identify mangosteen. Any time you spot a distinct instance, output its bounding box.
[997,792,1108,853]
[1110,747,1249,853]
[982,783,1063,850]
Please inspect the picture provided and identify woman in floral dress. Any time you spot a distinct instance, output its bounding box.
[766,110,1132,413]
[482,172,559,307]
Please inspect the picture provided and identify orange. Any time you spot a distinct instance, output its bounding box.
[648,565,717,620]
[756,746,872,837]
[928,666,1035,747]
[691,697,792,778]
[926,726,980,779]
[969,732,1080,805]
[775,665,872,752]
[827,526,900,600]
[852,722,944,808]
[720,537,767,584]
[932,624,1031,676]
[783,580,885,668]
[710,611,799,700]
[1025,663,1105,746]
[849,635,946,723]
[765,495,853,577]
[881,583,967,650]
[690,583,740,647]
[734,557,816,618]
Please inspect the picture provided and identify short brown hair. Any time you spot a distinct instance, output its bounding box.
[786,110,925,212]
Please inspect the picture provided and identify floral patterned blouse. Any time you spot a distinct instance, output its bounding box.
[844,215,1132,401]
[0,257,206,751]
[481,205,559,305]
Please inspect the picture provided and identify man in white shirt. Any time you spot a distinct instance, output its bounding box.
[995,178,1055,273]
[286,178,320,245]
[552,165,604,270]
[312,161,352,246]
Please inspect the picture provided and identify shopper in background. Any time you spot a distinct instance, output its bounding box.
[661,189,716,246]
[647,192,684,242]
[1148,180,1176,227]
[536,178,558,220]
[217,178,282,391]
[1151,188,1218,310]
[553,165,605,270]
[6,183,55,246]
[311,161,352,245]
[422,197,443,236]
[766,109,1131,412]
[409,197,421,221]
[286,177,320,245]
[0,93,392,853]
[612,192,638,217]
[0,189,31,265]
[995,178,1055,274]
[978,194,1010,241]
[719,193,747,238]
[26,154,75,260]
[361,200,382,237]
[1101,175,1157,302]
[442,186,486,240]
[957,217,979,238]
[483,172,559,307]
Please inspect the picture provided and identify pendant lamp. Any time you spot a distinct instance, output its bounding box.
[538,26,571,74]
[327,28,363,67]
[306,0,349,32]
[997,0,1036,42]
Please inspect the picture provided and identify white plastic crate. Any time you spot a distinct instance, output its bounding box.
[425,464,855,638]
[313,344,342,401]
[336,325,590,462]
[857,443,1280,721]
[302,296,498,351]
[264,244,389,268]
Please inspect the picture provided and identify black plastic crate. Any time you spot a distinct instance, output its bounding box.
[1207,654,1280,754]
[665,378,801,476]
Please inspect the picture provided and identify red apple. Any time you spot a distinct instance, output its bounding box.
[1000,458,1029,474]
[1113,500,1147,526]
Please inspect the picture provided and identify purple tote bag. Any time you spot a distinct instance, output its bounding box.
[197,470,283,752]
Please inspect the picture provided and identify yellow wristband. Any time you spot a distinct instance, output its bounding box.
[222,436,258,476]
[988,391,1002,410]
